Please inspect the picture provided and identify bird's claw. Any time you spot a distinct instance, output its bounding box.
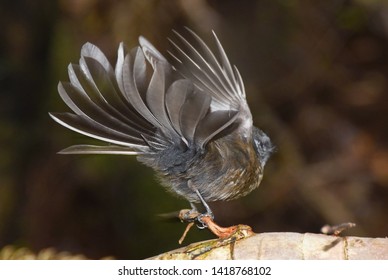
[178,208,254,244]
[178,209,214,229]
[196,213,214,229]
[179,208,200,223]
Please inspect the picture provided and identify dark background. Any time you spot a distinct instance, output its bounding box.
[1,0,388,259]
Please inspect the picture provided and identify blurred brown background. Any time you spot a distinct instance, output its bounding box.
[1,0,388,259]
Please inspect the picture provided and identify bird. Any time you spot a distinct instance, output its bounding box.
[50,28,274,240]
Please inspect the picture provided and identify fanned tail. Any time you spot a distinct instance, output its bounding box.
[51,31,244,156]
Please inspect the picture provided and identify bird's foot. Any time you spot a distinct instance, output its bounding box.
[179,208,201,223]
[198,215,254,240]
[196,212,215,229]
[178,209,254,244]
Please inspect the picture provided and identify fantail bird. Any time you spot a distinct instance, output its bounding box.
[50,28,274,240]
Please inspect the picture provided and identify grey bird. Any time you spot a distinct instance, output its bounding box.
[50,28,274,239]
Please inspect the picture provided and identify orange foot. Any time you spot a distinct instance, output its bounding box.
[199,215,254,239]
[178,209,254,244]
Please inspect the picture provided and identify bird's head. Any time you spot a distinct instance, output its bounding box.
[252,126,274,168]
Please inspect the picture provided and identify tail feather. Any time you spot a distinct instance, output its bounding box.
[51,30,248,156]
[70,61,153,135]
[58,145,143,155]
[121,49,161,129]
[165,80,191,143]
[50,113,146,147]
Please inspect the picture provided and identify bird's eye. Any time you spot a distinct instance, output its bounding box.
[254,139,263,152]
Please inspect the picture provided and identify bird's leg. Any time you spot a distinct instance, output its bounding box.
[178,180,255,243]
[178,181,213,243]
[186,180,254,239]
[194,190,213,218]
[193,189,214,229]
[185,180,214,227]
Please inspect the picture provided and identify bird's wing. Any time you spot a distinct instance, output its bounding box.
[169,28,253,136]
